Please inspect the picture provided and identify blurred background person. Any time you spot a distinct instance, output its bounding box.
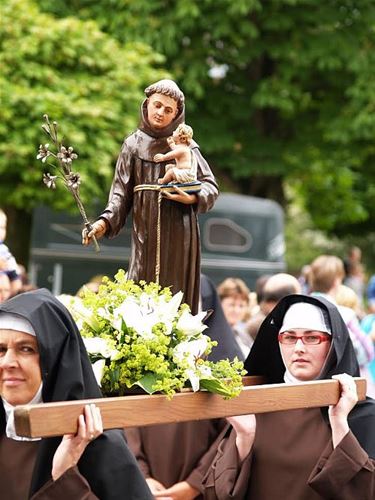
[0,272,11,303]
[14,264,37,294]
[76,274,106,298]
[361,279,375,398]
[200,274,244,362]
[217,277,253,357]
[247,273,301,341]
[344,246,366,309]
[298,264,311,295]
[0,209,21,297]
[336,284,375,397]
[309,254,374,395]
[366,274,375,314]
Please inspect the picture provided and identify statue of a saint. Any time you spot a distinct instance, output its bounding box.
[82,79,218,313]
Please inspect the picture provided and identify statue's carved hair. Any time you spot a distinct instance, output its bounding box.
[145,79,184,113]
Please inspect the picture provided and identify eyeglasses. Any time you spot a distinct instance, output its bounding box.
[278,333,331,345]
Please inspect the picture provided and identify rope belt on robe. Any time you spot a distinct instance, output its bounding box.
[133,184,163,285]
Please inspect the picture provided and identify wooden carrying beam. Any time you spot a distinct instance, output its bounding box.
[14,377,366,438]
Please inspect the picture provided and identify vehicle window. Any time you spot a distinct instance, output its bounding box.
[203,218,252,253]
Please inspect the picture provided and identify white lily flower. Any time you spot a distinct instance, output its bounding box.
[66,297,101,333]
[173,337,209,368]
[112,297,155,338]
[186,369,200,392]
[176,310,208,337]
[185,364,212,392]
[92,359,106,386]
[197,364,212,379]
[83,337,118,359]
[158,291,183,326]
[97,306,113,322]
[56,294,76,309]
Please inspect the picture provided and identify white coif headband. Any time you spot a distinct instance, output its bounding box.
[0,312,36,336]
[280,302,331,335]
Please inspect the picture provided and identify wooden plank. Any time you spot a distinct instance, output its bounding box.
[14,377,366,438]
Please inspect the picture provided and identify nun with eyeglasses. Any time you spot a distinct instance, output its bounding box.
[201,294,375,500]
[0,288,152,500]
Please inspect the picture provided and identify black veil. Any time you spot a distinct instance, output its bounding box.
[244,294,375,458]
[0,289,152,499]
[201,274,245,362]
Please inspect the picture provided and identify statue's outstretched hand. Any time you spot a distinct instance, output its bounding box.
[82,219,107,246]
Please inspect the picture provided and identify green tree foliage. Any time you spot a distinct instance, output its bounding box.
[38,0,375,235]
[0,0,165,213]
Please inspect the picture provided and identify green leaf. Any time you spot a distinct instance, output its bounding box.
[134,372,159,394]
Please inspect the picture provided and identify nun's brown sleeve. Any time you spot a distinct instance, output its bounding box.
[308,431,375,500]
[185,421,228,493]
[31,466,99,499]
[202,426,252,500]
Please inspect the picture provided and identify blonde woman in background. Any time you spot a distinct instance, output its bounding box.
[336,284,375,397]
[217,278,253,357]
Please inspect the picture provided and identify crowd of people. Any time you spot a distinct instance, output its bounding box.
[216,254,375,399]
[0,210,374,498]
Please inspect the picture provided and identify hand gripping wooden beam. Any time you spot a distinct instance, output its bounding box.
[14,377,366,438]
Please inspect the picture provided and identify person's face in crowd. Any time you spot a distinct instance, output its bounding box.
[0,214,7,242]
[0,274,11,303]
[0,329,41,405]
[221,294,249,327]
[279,328,331,381]
[147,93,178,129]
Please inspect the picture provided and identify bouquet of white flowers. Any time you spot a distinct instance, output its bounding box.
[68,270,245,399]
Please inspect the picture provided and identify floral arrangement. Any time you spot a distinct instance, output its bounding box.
[65,270,245,399]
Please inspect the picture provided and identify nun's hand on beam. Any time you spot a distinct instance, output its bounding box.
[51,404,103,480]
[227,415,256,463]
[329,373,358,448]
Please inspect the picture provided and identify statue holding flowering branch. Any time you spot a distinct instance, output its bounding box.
[82,80,218,313]
[36,114,99,251]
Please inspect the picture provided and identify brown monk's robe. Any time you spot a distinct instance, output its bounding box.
[99,101,218,314]
[202,408,375,500]
[126,419,227,498]
[0,434,97,500]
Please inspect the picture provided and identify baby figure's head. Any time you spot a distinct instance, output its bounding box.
[172,124,193,145]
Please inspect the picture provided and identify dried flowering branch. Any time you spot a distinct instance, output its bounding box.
[37,114,100,252]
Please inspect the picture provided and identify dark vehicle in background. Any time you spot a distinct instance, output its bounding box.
[29,193,285,295]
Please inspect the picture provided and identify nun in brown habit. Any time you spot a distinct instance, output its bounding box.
[126,275,244,500]
[202,294,375,500]
[0,289,152,500]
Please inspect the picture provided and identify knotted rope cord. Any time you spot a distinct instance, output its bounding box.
[133,184,163,284]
